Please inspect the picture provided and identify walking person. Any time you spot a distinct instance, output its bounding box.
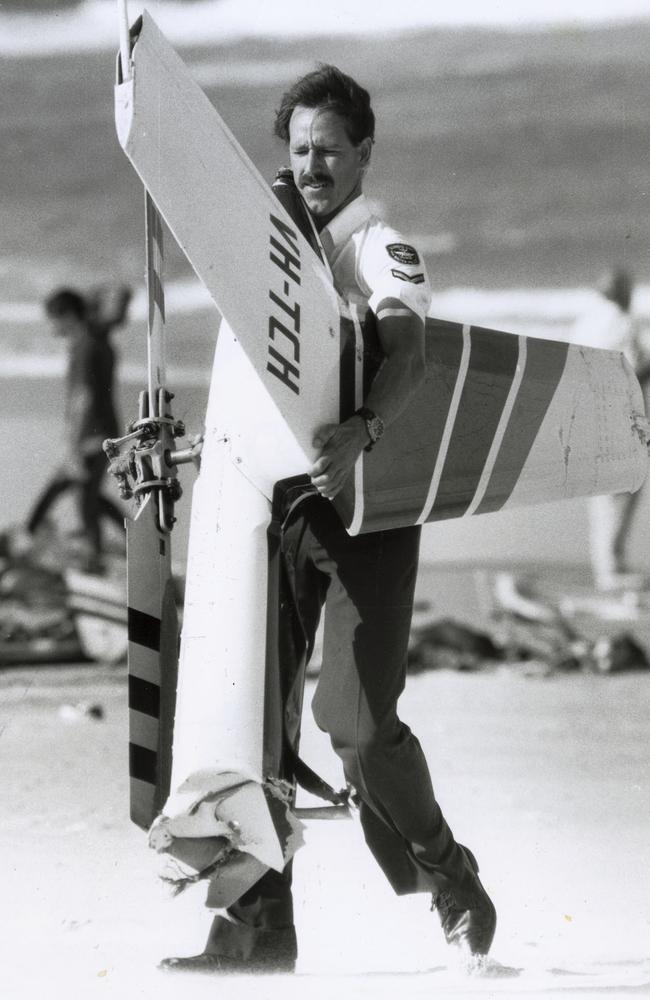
[162,65,496,975]
[28,285,131,572]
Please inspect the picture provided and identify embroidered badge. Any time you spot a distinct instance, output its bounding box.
[386,243,420,265]
[391,268,425,284]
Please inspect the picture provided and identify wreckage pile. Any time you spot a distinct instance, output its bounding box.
[408,572,650,677]
[3,524,648,680]
[0,527,84,665]
[0,523,133,667]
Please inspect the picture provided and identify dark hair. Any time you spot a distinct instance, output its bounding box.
[274,64,375,146]
[45,287,87,320]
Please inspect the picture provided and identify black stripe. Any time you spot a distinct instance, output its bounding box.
[271,169,324,263]
[146,191,164,254]
[151,209,163,253]
[129,742,157,785]
[348,318,466,533]
[128,673,161,718]
[127,606,161,651]
[148,270,166,325]
[339,315,357,423]
[360,309,384,398]
[429,325,520,520]
[475,336,569,514]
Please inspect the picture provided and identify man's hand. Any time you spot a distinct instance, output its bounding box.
[309,417,369,499]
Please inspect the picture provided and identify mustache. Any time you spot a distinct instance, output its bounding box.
[299,173,332,186]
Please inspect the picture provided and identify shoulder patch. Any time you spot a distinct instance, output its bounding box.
[391,268,425,284]
[386,243,420,266]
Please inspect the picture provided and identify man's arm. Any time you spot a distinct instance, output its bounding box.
[87,284,133,333]
[309,298,426,499]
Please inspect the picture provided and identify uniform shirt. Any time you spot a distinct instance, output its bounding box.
[318,195,432,324]
[276,195,432,516]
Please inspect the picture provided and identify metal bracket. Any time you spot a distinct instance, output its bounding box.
[104,389,202,533]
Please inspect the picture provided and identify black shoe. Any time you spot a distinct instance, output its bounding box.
[159,952,295,975]
[432,849,497,959]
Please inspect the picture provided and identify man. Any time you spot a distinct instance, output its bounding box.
[162,65,496,975]
[27,286,129,572]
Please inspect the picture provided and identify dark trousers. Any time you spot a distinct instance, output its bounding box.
[206,496,472,961]
[27,452,123,556]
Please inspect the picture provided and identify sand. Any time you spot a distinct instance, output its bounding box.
[2,657,649,1000]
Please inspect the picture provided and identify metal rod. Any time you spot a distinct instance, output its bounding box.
[169,438,204,467]
[145,191,166,418]
[294,805,351,821]
[117,0,132,82]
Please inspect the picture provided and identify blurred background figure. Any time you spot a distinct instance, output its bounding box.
[573,267,648,592]
[26,284,132,574]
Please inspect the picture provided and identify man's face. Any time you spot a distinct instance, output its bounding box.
[288,105,371,225]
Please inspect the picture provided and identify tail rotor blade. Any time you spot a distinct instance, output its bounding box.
[127,192,180,830]
[127,498,178,829]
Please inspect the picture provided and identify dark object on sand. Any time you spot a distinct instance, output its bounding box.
[0,549,84,666]
[408,618,503,673]
[0,528,86,666]
[591,633,650,673]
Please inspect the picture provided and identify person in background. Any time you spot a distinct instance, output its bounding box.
[26,285,131,573]
[573,267,648,591]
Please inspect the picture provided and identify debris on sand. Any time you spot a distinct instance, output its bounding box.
[0,538,84,666]
[58,702,106,723]
[592,634,649,673]
[0,523,129,666]
[408,571,650,677]
[409,618,502,673]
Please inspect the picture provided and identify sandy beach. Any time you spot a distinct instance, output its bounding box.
[2,654,649,999]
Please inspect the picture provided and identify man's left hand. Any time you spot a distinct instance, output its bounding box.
[309,417,368,499]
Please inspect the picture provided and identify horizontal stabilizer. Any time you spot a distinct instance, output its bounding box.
[335,319,649,534]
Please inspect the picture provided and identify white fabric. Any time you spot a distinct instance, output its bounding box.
[320,195,432,321]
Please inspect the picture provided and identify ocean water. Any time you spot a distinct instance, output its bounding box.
[2,13,650,306]
[3,11,650,567]
[2,0,650,58]
[3,16,650,362]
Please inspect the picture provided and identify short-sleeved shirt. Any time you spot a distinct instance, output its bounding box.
[319,194,432,323]
[277,195,432,516]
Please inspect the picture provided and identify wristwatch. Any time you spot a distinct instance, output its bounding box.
[355,407,385,452]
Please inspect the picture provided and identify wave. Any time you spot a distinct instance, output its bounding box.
[3,278,650,327]
[2,0,650,57]
[0,279,214,327]
[3,279,650,381]
[0,354,208,386]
